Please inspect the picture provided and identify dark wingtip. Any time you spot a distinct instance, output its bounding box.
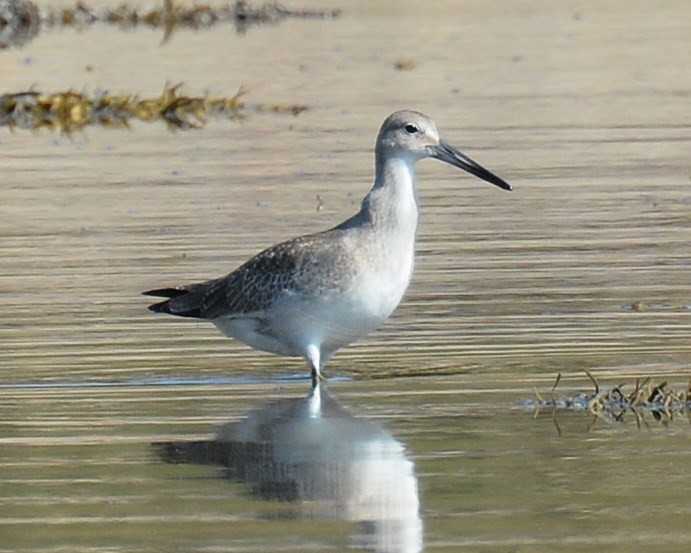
[143,288,185,314]
[147,300,170,314]
[142,287,187,298]
[143,286,204,318]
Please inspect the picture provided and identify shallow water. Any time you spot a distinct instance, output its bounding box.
[1,0,690,551]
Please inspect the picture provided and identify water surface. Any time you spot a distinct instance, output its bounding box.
[1,0,690,551]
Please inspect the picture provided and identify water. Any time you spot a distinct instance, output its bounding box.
[1,0,690,551]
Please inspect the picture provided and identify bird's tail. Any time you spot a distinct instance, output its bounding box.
[143,287,203,318]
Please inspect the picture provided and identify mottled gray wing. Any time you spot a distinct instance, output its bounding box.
[195,230,352,319]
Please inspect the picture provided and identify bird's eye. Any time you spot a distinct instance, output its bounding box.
[404,124,419,134]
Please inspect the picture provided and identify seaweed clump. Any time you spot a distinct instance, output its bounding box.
[0,85,245,132]
[0,84,307,133]
[0,0,341,48]
[527,371,691,429]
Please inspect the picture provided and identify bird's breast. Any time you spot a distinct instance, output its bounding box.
[346,230,415,321]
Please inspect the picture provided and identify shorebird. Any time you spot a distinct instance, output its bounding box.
[145,110,511,384]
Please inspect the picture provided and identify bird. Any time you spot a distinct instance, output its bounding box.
[144,110,512,385]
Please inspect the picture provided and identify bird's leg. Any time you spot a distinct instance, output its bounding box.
[306,344,323,389]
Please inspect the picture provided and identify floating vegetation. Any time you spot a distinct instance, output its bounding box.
[526,371,690,428]
[0,0,340,48]
[0,84,307,133]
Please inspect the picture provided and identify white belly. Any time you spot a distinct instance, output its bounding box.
[212,245,414,360]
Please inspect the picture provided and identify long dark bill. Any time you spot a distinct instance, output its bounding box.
[431,140,512,191]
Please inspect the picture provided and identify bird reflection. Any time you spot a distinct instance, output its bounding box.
[154,382,422,553]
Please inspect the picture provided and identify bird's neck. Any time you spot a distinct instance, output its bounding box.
[361,155,419,233]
